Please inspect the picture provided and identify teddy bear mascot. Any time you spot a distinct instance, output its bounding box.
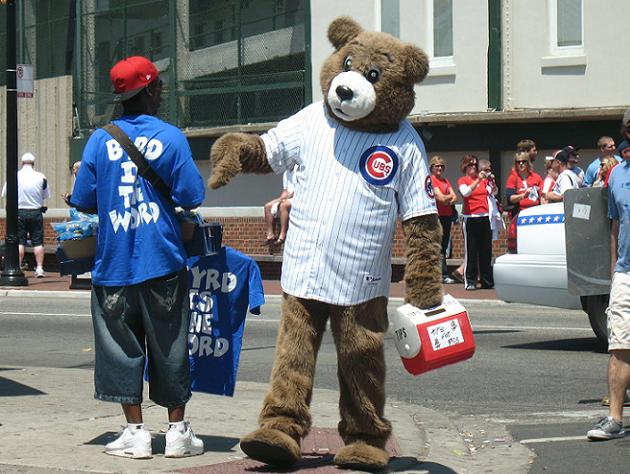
[209,16,442,471]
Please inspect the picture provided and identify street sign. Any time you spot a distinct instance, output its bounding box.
[16,64,34,98]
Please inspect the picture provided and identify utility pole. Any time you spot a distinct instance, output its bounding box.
[1,0,28,286]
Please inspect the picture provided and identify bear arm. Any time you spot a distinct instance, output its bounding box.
[209,132,272,189]
[401,214,443,309]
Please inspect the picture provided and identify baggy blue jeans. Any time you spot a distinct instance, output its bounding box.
[91,268,191,407]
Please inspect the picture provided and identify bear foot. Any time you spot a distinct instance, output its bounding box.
[333,442,389,472]
[240,427,301,467]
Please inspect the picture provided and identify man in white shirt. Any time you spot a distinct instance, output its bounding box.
[546,146,580,202]
[1,152,51,277]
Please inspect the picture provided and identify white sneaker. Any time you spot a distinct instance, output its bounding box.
[35,267,45,278]
[164,421,204,458]
[104,426,152,459]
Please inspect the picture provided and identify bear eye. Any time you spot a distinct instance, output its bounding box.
[366,68,381,83]
[343,56,352,71]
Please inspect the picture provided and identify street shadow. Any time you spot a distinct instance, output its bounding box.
[241,456,456,473]
[502,337,605,353]
[0,375,46,397]
[86,431,240,453]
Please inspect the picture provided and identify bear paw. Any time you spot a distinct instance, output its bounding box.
[240,427,301,467]
[333,442,389,472]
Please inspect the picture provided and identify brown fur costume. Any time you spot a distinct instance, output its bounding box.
[209,16,442,471]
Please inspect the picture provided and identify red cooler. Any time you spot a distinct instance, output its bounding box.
[391,295,475,375]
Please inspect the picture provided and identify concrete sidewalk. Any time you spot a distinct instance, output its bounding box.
[0,366,530,474]
[0,272,520,474]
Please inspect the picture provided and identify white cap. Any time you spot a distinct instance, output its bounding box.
[21,152,35,163]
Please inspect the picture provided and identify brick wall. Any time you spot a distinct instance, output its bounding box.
[1,215,509,276]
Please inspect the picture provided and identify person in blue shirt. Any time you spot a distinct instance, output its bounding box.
[587,140,630,440]
[71,56,206,459]
[582,136,619,187]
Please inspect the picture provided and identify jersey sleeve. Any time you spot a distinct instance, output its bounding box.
[505,173,517,191]
[70,133,100,210]
[261,109,305,175]
[248,260,265,315]
[397,138,437,221]
[170,134,206,208]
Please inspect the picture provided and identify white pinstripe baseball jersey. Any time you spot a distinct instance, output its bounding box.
[262,101,437,305]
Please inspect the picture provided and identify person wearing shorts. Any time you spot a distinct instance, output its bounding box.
[1,152,51,277]
[587,139,630,440]
[71,56,206,459]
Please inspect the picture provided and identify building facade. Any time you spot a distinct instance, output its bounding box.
[1,0,628,260]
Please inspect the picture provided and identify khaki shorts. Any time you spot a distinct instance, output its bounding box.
[607,271,630,351]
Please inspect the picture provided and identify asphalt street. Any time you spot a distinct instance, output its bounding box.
[0,295,624,473]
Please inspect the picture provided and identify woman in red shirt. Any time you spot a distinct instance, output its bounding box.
[505,152,544,216]
[457,154,496,290]
[430,155,458,284]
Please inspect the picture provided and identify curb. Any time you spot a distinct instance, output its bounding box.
[0,289,504,306]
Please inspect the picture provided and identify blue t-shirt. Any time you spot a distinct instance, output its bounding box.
[608,160,630,273]
[187,246,265,396]
[583,155,622,187]
[71,114,205,285]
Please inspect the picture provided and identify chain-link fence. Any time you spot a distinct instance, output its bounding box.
[75,0,308,132]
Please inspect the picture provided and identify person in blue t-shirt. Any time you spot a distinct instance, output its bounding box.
[71,56,206,460]
[587,140,630,441]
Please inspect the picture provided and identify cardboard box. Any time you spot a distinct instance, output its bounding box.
[60,236,97,260]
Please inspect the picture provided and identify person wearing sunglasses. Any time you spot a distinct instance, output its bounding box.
[457,154,495,290]
[430,155,458,284]
[504,152,544,218]
[583,136,620,187]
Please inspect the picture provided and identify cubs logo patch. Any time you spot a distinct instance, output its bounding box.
[425,176,435,199]
[359,146,399,186]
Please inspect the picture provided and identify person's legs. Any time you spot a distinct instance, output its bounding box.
[478,218,494,288]
[33,245,45,274]
[608,351,630,422]
[91,284,152,458]
[140,269,202,457]
[588,272,630,440]
[463,217,480,289]
[18,245,25,266]
[438,216,452,280]
[240,294,329,466]
[330,297,391,470]
[264,199,278,242]
[277,199,292,243]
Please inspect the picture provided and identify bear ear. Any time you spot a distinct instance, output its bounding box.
[403,44,430,84]
[328,16,363,50]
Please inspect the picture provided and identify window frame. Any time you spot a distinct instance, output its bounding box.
[425,0,455,72]
[548,0,584,56]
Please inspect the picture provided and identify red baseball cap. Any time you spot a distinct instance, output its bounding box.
[110,56,159,103]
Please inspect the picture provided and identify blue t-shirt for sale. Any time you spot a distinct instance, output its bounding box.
[71,114,205,285]
[187,246,265,396]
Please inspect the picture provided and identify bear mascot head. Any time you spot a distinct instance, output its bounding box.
[209,16,443,471]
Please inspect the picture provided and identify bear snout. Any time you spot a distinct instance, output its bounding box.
[336,85,354,102]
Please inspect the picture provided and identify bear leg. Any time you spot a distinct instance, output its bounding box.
[330,297,392,470]
[240,294,329,466]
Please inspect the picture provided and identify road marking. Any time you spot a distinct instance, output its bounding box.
[520,435,586,444]
[0,311,91,318]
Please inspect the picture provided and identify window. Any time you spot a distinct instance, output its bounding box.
[381,0,399,37]
[425,0,454,72]
[550,0,583,53]
[433,0,453,58]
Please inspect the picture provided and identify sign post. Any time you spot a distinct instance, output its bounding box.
[1,0,28,286]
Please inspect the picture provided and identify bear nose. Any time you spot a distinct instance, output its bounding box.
[336,85,354,102]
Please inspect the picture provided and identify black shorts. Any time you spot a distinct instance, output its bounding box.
[18,209,44,246]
